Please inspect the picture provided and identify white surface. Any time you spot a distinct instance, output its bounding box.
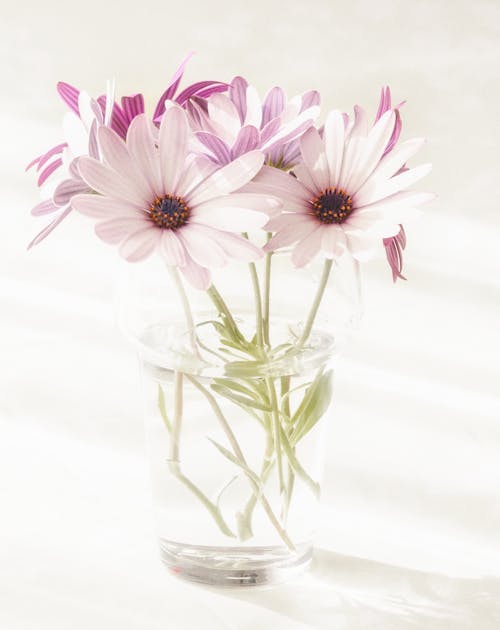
[2,0,500,628]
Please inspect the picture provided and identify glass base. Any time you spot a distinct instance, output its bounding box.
[159,539,313,587]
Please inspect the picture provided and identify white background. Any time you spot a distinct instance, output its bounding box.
[1,0,500,628]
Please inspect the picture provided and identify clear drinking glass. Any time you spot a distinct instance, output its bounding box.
[117,252,361,586]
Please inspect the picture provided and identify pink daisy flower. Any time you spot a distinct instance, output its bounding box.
[187,76,319,169]
[72,106,280,290]
[250,106,433,267]
[27,54,227,248]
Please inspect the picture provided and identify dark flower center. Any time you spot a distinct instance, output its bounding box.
[312,188,353,224]
[149,195,190,230]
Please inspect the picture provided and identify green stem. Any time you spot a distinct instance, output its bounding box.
[296,259,333,350]
[279,377,294,523]
[170,371,183,462]
[168,371,235,538]
[243,232,264,348]
[206,284,245,343]
[266,378,285,497]
[187,374,295,551]
[280,376,291,420]
[237,433,275,540]
[168,266,199,356]
[248,261,264,347]
[168,462,236,538]
[283,460,295,526]
[262,236,273,347]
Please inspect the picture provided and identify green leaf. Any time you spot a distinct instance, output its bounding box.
[157,384,172,433]
[211,384,272,412]
[207,438,262,487]
[214,378,270,405]
[219,339,249,353]
[235,511,254,541]
[224,360,266,378]
[290,370,334,444]
[280,380,312,421]
[216,475,239,510]
[280,426,320,498]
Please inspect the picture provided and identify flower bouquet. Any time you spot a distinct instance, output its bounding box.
[27,55,433,586]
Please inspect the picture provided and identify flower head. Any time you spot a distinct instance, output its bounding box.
[27,55,227,248]
[253,103,433,267]
[187,76,319,169]
[73,107,280,289]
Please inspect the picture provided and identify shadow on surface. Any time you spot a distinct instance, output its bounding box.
[208,548,500,629]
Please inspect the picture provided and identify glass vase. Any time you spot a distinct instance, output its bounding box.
[117,251,361,586]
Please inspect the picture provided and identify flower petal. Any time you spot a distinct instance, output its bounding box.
[188,151,265,206]
[207,94,241,144]
[300,90,320,112]
[30,199,59,216]
[337,135,366,190]
[97,126,150,202]
[243,85,262,128]
[57,82,80,115]
[245,165,310,205]
[97,125,130,170]
[35,142,67,172]
[195,225,263,262]
[191,205,268,232]
[127,114,162,193]
[355,163,432,207]
[176,80,228,105]
[178,225,228,268]
[345,231,379,261]
[72,194,142,218]
[321,226,346,258]
[264,215,317,251]
[265,211,315,232]
[180,254,211,290]
[160,230,187,267]
[346,105,368,140]
[260,118,281,145]
[37,159,63,187]
[53,177,88,206]
[95,216,150,244]
[121,94,145,121]
[262,118,314,156]
[159,105,189,194]
[193,192,281,216]
[229,76,249,124]
[78,156,149,206]
[262,86,285,126]
[299,127,329,191]
[27,206,72,249]
[370,138,426,182]
[292,163,318,196]
[153,51,196,120]
[175,154,217,198]
[323,110,345,187]
[343,210,383,232]
[196,132,232,164]
[291,226,324,267]
[231,125,259,157]
[346,109,396,193]
[357,190,436,218]
[119,227,160,262]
